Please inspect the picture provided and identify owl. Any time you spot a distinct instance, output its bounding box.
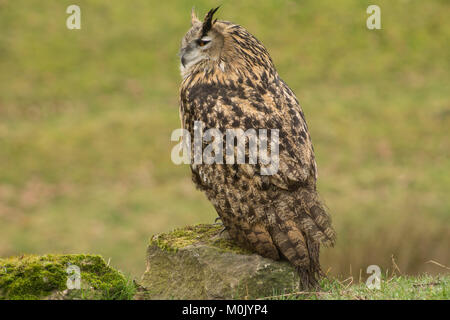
[178,7,336,289]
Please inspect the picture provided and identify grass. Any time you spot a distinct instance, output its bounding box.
[0,0,449,283]
[260,274,449,300]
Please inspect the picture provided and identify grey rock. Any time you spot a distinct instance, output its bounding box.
[136,224,300,299]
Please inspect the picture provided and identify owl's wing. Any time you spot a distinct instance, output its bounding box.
[235,99,318,191]
[267,112,318,191]
[181,80,318,189]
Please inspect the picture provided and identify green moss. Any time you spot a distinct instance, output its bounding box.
[149,224,253,255]
[0,254,136,300]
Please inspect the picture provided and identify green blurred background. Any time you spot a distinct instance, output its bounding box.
[0,0,449,280]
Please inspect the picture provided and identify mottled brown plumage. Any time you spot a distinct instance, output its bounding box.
[178,8,336,288]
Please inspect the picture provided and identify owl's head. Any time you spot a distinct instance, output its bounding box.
[179,7,274,79]
[179,7,224,76]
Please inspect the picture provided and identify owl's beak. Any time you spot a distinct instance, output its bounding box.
[178,48,187,67]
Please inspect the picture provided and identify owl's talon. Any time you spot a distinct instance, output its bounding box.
[219,226,228,236]
[218,227,231,240]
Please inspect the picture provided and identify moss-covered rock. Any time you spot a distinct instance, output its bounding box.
[136,224,300,300]
[0,254,135,300]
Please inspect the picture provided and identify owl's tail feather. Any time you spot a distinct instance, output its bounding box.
[296,189,336,247]
[270,220,321,289]
[269,188,336,289]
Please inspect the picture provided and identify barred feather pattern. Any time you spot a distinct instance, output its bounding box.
[179,10,336,289]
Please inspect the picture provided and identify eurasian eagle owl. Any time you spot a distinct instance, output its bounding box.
[178,7,336,288]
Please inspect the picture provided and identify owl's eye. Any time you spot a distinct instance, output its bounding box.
[197,39,211,47]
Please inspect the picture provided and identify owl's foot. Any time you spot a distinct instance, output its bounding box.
[219,225,228,235]
[214,216,225,229]
[218,227,231,240]
[212,216,231,239]
[211,223,231,241]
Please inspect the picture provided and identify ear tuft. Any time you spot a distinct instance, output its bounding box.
[191,7,200,26]
[201,6,220,37]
